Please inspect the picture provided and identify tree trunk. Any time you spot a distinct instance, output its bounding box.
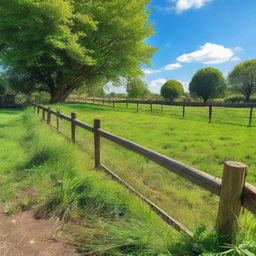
[49,88,73,104]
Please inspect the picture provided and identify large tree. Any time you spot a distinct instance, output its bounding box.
[228,59,256,102]
[0,0,155,103]
[127,78,151,98]
[189,67,226,103]
[160,80,184,101]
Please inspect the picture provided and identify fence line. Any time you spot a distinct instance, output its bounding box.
[32,103,256,244]
[67,97,256,126]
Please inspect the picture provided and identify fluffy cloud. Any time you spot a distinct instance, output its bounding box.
[148,78,167,93]
[143,63,182,75]
[163,63,182,70]
[177,43,236,64]
[174,0,213,13]
[142,69,160,75]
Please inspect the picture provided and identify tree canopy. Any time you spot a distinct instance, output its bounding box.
[189,67,226,103]
[160,80,184,101]
[127,78,151,98]
[228,59,256,102]
[0,0,155,103]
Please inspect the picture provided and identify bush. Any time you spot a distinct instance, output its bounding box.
[160,80,184,101]
[189,67,226,103]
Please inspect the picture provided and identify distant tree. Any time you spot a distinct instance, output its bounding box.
[0,72,16,106]
[160,80,184,101]
[127,78,151,98]
[0,0,156,103]
[228,59,256,102]
[189,67,226,103]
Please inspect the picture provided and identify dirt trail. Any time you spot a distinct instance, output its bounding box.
[0,205,79,256]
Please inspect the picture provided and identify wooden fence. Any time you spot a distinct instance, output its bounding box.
[67,96,256,126]
[32,103,256,244]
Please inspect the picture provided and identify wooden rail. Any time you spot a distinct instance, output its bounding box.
[32,103,256,242]
[67,97,256,126]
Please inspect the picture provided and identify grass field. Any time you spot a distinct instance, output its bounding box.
[1,107,256,255]
[43,102,256,232]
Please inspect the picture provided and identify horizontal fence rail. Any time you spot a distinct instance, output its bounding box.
[66,97,256,126]
[32,103,256,243]
[67,97,256,108]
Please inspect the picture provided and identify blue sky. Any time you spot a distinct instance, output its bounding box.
[106,0,256,94]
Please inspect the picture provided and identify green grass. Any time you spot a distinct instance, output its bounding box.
[1,107,256,255]
[43,102,256,232]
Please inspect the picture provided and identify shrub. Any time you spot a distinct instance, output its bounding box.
[160,80,184,101]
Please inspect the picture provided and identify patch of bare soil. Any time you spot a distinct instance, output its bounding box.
[0,205,80,256]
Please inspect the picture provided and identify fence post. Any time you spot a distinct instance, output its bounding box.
[182,105,186,119]
[249,107,253,126]
[47,108,51,125]
[56,110,60,131]
[94,119,102,168]
[209,104,213,123]
[137,102,139,112]
[150,104,153,113]
[216,161,247,244]
[42,108,45,120]
[71,112,77,143]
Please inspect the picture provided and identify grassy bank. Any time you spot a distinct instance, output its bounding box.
[1,108,256,255]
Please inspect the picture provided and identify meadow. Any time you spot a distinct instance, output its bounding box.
[1,107,256,255]
[46,102,256,232]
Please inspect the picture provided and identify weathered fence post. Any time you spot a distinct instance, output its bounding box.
[42,108,46,120]
[71,112,77,143]
[137,102,139,112]
[209,104,213,123]
[56,110,60,131]
[217,161,247,244]
[182,105,186,119]
[47,108,51,125]
[249,107,253,126]
[150,104,153,113]
[94,119,102,168]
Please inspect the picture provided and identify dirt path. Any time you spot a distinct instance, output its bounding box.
[0,205,80,256]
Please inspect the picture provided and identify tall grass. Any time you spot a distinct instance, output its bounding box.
[1,108,256,255]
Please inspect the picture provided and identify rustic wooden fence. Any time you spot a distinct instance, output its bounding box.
[67,96,256,126]
[32,103,256,244]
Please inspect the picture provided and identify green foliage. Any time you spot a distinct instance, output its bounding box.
[228,59,256,102]
[0,0,156,103]
[127,78,151,98]
[160,80,184,101]
[189,68,226,103]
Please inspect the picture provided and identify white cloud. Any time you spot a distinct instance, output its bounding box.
[174,0,213,13]
[142,69,160,75]
[143,63,182,75]
[104,82,127,94]
[177,43,236,64]
[163,63,182,70]
[148,78,167,93]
